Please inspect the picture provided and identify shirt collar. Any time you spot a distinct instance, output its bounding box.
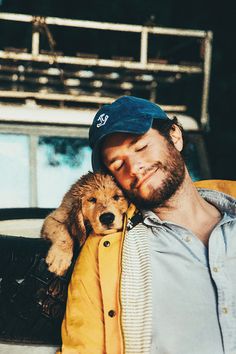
[198,188,236,218]
[142,189,236,227]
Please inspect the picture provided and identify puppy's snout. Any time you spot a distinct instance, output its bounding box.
[99,212,115,225]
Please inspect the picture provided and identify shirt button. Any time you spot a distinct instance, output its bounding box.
[184,236,191,242]
[103,240,110,247]
[108,310,116,317]
[213,267,219,272]
[222,307,229,315]
[222,307,228,314]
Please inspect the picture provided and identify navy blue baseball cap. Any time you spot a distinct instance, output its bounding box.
[89,96,170,171]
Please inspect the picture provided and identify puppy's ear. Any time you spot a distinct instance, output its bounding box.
[67,202,87,246]
[76,208,87,246]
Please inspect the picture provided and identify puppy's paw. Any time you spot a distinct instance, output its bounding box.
[46,245,73,276]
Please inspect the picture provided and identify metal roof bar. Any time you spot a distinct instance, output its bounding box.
[0,90,187,112]
[200,31,213,129]
[0,51,202,73]
[0,90,115,104]
[0,12,207,38]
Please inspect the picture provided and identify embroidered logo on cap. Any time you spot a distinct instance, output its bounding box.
[97,113,109,128]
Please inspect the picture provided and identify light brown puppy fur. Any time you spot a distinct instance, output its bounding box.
[41,172,128,276]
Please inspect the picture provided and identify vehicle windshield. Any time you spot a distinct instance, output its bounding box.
[0,131,209,208]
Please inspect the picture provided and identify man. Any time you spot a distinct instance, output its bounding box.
[58,96,236,354]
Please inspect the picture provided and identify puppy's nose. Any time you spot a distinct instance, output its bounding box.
[99,212,115,225]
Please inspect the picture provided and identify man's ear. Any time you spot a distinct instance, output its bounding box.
[169,124,183,152]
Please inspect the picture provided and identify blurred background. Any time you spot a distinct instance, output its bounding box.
[0,0,235,208]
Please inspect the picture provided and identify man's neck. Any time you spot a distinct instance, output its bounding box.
[152,174,222,245]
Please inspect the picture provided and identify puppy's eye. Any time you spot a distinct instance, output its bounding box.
[88,197,97,203]
[113,195,120,201]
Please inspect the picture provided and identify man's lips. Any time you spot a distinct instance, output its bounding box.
[135,168,158,189]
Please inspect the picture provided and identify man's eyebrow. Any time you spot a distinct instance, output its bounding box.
[107,136,142,166]
[129,136,141,147]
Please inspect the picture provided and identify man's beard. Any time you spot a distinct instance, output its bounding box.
[124,142,186,210]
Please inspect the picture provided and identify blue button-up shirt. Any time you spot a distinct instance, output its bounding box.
[143,189,236,354]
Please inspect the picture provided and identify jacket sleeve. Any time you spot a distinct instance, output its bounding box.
[194,179,236,198]
[57,235,105,354]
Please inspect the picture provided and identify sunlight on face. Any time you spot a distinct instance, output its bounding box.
[102,128,185,209]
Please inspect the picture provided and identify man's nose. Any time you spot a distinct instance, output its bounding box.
[126,157,144,177]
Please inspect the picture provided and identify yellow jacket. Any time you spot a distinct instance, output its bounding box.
[58,180,236,354]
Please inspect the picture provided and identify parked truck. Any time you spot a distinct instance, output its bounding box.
[0,13,213,353]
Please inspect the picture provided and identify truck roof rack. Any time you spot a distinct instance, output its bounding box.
[0,12,213,129]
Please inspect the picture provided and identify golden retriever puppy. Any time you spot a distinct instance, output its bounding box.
[41,172,128,276]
